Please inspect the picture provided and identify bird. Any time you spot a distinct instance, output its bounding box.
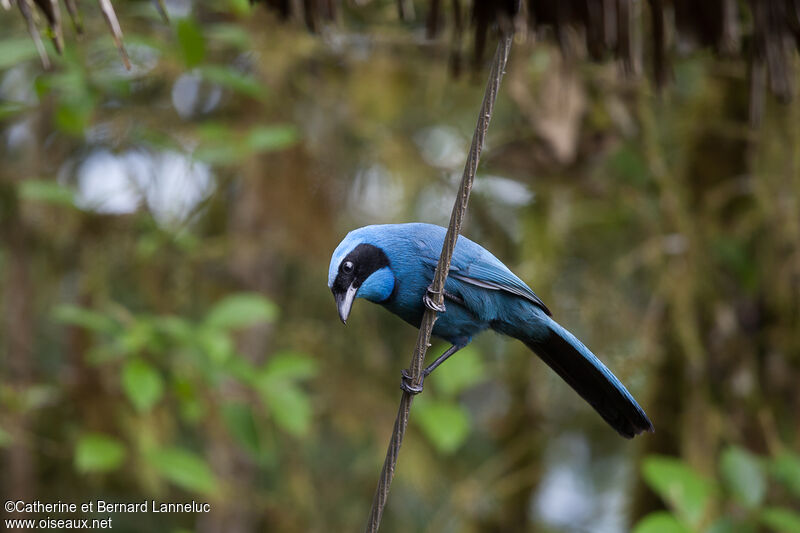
[328,223,653,438]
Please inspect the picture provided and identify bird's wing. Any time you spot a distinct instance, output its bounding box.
[450,262,552,316]
[419,237,552,316]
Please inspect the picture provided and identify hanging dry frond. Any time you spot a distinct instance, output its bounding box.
[63,0,83,33]
[152,0,169,23]
[7,0,800,117]
[96,0,130,70]
[249,0,800,123]
[7,0,128,68]
[17,0,51,69]
[32,0,64,52]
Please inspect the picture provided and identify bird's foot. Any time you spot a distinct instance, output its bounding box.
[423,285,446,313]
[400,369,424,395]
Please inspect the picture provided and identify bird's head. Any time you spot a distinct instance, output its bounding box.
[328,231,395,324]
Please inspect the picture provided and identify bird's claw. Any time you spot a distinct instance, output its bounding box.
[423,286,446,313]
[400,369,424,395]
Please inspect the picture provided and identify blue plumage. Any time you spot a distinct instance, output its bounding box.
[328,223,653,438]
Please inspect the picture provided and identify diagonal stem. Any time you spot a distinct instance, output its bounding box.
[364,32,514,533]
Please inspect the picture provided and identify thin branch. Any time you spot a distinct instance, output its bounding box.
[364,32,514,533]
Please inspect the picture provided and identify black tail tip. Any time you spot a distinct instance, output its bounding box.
[617,415,655,439]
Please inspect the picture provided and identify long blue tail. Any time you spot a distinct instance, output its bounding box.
[514,316,653,438]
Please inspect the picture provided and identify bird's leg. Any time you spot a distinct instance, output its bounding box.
[423,284,447,313]
[422,344,463,377]
[400,344,463,395]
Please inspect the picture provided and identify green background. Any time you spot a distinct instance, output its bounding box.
[1,2,799,532]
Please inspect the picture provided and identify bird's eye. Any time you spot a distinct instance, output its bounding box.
[342,261,354,274]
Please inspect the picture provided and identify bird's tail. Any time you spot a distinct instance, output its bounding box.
[510,315,653,438]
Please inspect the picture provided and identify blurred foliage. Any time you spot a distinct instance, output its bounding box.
[414,345,484,454]
[1,1,799,532]
[635,448,800,533]
[48,291,316,492]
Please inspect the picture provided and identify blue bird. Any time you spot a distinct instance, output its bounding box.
[328,223,653,438]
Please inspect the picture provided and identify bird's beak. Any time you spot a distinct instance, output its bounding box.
[335,283,358,324]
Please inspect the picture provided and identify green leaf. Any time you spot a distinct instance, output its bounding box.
[205,293,278,330]
[75,433,126,473]
[641,455,714,528]
[52,304,118,333]
[176,18,206,68]
[193,142,241,165]
[193,124,297,165]
[198,328,235,364]
[206,24,252,50]
[55,99,93,136]
[156,316,195,345]
[632,512,691,533]
[259,382,312,437]
[148,447,218,495]
[196,121,235,141]
[199,66,264,99]
[225,356,258,384]
[414,397,470,454]
[222,403,260,455]
[0,38,40,70]
[720,446,766,508]
[246,125,298,152]
[119,319,158,355]
[18,180,76,207]
[770,452,800,498]
[432,344,485,396]
[174,378,204,423]
[262,352,318,382]
[761,508,800,533]
[121,359,164,413]
[255,353,316,436]
[226,0,253,16]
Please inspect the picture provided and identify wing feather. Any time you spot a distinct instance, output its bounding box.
[450,269,551,315]
[419,236,552,316]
